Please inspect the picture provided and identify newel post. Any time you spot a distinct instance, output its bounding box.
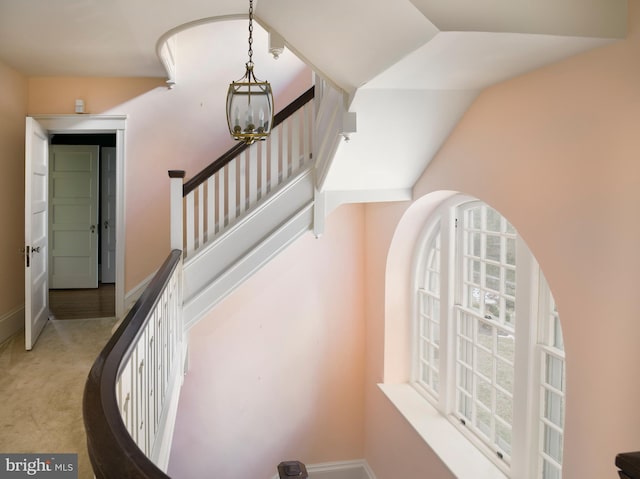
[168,170,185,251]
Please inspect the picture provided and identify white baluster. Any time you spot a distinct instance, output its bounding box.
[282,119,290,179]
[228,159,237,223]
[185,193,195,257]
[304,103,312,167]
[197,184,204,249]
[270,126,280,192]
[218,167,225,231]
[259,141,267,200]
[292,109,301,173]
[249,144,258,208]
[238,152,246,215]
[207,176,215,242]
[168,171,184,252]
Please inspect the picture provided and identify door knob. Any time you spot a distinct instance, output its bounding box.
[90,225,96,233]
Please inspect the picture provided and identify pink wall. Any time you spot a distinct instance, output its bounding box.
[168,205,366,479]
[364,3,640,478]
[0,61,27,319]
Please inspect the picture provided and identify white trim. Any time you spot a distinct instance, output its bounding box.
[379,384,507,479]
[325,188,412,215]
[270,460,376,479]
[0,305,25,345]
[124,270,156,313]
[29,115,127,320]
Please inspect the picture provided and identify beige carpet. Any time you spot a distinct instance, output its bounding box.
[0,317,117,479]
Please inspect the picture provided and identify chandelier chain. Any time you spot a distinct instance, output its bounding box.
[247,0,254,64]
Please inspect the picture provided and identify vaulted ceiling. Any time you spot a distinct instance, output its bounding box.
[0,0,628,200]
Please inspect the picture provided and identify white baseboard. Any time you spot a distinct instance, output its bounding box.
[271,460,376,479]
[109,273,156,333]
[0,305,24,345]
[124,271,156,313]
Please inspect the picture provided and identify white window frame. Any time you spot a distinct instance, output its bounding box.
[406,197,564,478]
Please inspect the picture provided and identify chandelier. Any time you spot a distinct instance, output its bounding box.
[226,0,274,145]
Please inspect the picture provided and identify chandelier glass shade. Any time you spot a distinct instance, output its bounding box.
[226,0,274,145]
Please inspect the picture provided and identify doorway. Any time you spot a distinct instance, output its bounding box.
[48,134,116,319]
[26,115,126,348]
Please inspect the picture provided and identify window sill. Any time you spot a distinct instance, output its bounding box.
[378,383,508,479]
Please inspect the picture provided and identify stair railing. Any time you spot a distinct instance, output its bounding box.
[179,86,315,258]
[83,250,184,478]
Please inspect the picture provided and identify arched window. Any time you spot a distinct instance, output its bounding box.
[411,198,565,478]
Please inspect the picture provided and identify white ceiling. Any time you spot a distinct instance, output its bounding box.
[0,0,628,201]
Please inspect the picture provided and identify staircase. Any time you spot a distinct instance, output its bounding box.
[84,78,351,479]
[170,86,316,329]
[171,79,348,329]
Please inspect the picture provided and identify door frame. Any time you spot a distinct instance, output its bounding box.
[31,115,127,319]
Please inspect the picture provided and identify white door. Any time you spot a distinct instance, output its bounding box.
[101,147,117,283]
[49,145,99,289]
[25,117,50,350]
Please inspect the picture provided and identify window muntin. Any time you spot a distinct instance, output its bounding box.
[539,284,565,478]
[412,198,565,478]
[416,223,441,398]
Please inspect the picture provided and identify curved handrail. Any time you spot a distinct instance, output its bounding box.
[183,85,315,196]
[83,250,182,479]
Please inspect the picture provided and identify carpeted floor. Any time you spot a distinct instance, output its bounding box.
[0,317,117,479]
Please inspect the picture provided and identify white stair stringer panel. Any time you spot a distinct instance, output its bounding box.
[182,168,315,330]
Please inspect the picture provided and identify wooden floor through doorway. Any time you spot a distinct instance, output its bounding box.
[49,283,115,320]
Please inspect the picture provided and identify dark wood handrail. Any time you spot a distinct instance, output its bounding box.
[617,451,640,479]
[183,85,315,196]
[83,250,182,479]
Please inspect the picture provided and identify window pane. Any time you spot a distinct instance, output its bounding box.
[487,208,502,232]
[477,322,493,350]
[476,406,492,438]
[459,391,472,420]
[486,264,501,292]
[504,299,515,327]
[476,377,492,409]
[544,390,564,427]
[459,338,473,366]
[471,259,481,284]
[542,460,561,479]
[544,426,563,463]
[459,367,473,393]
[497,334,515,363]
[496,358,514,393]
[505,268,516,296]
[496,421,512,455]
[469,207,481,229]
[477,347,493,379]
[506,237,516,266]
[486,235,501,262]
[460,313,474,339]
[495,389,513,424]
[546,355,564,391]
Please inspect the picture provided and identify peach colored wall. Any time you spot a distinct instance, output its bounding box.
[363,202,454,478]
[364,3,640,479]
[27,77,166,115]
[26,38,311,292]
[168,205,365,479]
[0,60,27,318]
